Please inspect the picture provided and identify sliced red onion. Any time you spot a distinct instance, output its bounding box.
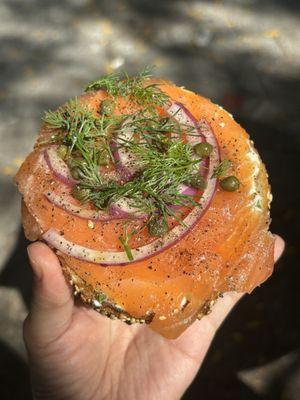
[42,103,220,265]
[110,118,139,181]
[42,174,217,265]
[45,191,147,221]
[166,101,217,177]
[166,101,204,145]
[44,146,78,186]
[44,191,115,221]
[168,184,197,210]
[42,124,220,265]
[109,197,148,219]
[197,118,219,174]
[168,184,197,211]
[178,184,197,196]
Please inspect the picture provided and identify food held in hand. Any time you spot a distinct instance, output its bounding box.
[15,68,275,339]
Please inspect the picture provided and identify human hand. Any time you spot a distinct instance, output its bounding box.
[23,236,284,400]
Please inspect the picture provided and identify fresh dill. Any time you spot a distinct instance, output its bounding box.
[119,225,134,261]
[43,98,123,186]
[42,68,214,247]
[85,141,199,216]
[85,71,121,96]
[116,111,184,149]
[212,159,232,178]
[84,66,169,108]
[43,99,94,132]
[95,292,107,304]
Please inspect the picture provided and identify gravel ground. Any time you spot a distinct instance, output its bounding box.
[0,1,299,399]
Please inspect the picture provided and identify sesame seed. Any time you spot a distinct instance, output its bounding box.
[87,220,94,229]
[180,296,188,309]
[92,299,101,308]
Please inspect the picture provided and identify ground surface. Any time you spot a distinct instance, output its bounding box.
[0,0,300,399]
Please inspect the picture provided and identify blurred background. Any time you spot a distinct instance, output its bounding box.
[0,0,299,399]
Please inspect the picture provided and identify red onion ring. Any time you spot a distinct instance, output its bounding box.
[168,184,197,211]
[45,191,147,221]
[178,183,197,196]
[42,104,220,265]
[108,197,148,219]
[44,191,116,221]
[42,173,217,265]
[44,146,78,186]
[167,101,210,189]
[42,102,220,265]
[166,101,204,144]
[44,147,145,221]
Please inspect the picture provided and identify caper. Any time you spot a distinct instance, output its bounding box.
[96,197,110,209]
[220,176,240,192]
[159,117,170,126]
[70,166,81,180]
[155,136,169,152]
[99,99,115,116]
[189,175,207,190]
[193,142,213,157]
[148,218,169,237]
[71,186,91,203]
[98,149,110,166]
[57,145,68,160]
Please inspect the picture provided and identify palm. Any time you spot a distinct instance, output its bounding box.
[61,305,215,400]
[28,303,225,400]
[24,239,283,400]
[26,292,239,400]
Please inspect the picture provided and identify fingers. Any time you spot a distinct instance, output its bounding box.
[24,242,74,347]
[274,234,285,262]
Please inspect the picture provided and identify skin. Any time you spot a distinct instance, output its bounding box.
[24,236,284,400]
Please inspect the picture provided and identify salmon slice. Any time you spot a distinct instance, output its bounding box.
[15,79,274,339]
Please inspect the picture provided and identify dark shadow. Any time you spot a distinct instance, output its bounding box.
[220,0,300,13]
[0,228,32,309]
[0,341,32,400]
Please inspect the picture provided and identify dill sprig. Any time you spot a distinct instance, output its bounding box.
[43,97,200,214]
[118,111,183,142]
[43,99,94,132]
[212,159,232,178]
[85,141,199,215]
[43,98,110,185]
[119,224,135,261]
[84,71,121,96]
[84,66,169,107]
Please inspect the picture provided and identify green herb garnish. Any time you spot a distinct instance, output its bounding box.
[42,67,211,250]
[212,159,232,178]
[96,292,107,304]
[43,98,121,186]
[86,140,199,216]
[119,225,134,261]
[84,66,169,108]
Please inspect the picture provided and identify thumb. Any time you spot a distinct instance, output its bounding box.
[24,242,74,348]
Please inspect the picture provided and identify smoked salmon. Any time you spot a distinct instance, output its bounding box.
[14,69,275,339]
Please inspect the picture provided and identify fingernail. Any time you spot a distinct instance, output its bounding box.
[274,235,285,262]
[27,244,43,280]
